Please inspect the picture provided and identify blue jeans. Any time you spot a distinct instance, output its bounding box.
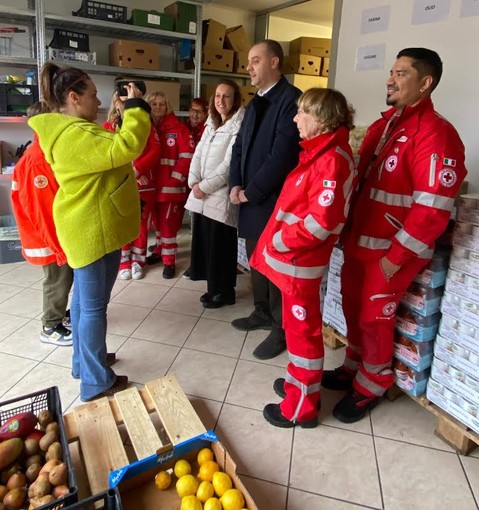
[71,250,120,400]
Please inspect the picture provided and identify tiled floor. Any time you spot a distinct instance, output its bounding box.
[0,229,478,509]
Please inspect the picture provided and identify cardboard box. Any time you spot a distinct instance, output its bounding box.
[393,360,430,396]
[225,25,251,52]
[200,83,216,103]
[234,51,249,74]
[109,40,159,70]
[202,19,226,50]
[401,281,444,317]
[284,54,321,76]
[240,85,256,107]
[321,57,330,77]
[119,76,180,111]
[394,334,434,371]
[395,306,440,342]
[289,36,331,57]
[201,48,234,72]
[284,73,328,92]
[164,1,197,34]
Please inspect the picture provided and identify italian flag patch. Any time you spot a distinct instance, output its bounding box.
[443,158,456,167]
[323,180,336,188]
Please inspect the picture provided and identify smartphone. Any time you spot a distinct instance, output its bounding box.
[115,80,147,97]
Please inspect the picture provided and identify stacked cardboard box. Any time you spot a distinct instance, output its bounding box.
[199,19,233,72]
[427,194,479,433]
[285,37,331,78]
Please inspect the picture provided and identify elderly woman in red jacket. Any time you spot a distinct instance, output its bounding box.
[250,88,356,428]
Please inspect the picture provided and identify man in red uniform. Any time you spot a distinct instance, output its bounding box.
[325,48,467,423]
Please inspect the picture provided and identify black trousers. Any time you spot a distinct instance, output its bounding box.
[189,213,237,296]
[245,237,283,335]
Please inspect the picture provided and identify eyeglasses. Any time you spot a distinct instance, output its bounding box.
[297,108,306,115]
[189,108,205,115]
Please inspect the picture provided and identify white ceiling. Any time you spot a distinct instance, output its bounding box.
[211,0,335,27]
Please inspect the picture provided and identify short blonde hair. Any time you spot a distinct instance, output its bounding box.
[298,88,355,131]
[145,91,171,114]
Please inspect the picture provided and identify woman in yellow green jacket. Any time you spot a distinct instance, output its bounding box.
[30,62,151,401]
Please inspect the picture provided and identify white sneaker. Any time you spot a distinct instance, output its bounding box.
[40,324,73,346]
[131,262,144,280]
[118,269,132,280]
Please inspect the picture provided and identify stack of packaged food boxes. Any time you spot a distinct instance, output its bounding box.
[393,251,449,396]
[426,194,479,434]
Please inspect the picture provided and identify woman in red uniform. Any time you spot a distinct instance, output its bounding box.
[104,92,161,280]
[185,97,208,146]
[145,91,194,279]
[250,88,356,428]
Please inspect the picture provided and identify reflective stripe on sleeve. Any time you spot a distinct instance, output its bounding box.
[370,188,413,208]
[395,229,430,256]
[304,215,344,241]
[24,247,54,258]
[276,208,301,225]
[288,352,324,371]
[11,181,18,191]
[413,191,455,211]
[178,152,193,159]
[160,158,175,166]
[160,186,187,194]
[272,231,290,253]
[171,171,186,181]
[262,247,327,279]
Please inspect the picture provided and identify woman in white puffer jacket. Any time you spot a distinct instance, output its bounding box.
[185,79,245,308]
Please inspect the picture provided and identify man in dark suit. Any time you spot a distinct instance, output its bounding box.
[230,39,301,360]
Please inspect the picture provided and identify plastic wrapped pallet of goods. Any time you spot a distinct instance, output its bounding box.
[63,376,258,509]
[128,9,174,31]
[48,28,89,52]
[0,386,78,509]
[164,1,197,34]
[47,47,96,65]
[72,0,127,23]
[67,488,122,509]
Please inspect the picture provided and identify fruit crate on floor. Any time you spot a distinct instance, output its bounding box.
[63,375,258,509]
[0,386,78,509]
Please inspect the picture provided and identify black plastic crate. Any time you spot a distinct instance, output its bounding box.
[49,28,90,52]
[0,386,78,509]
[67,489,122,510]
[0,83,39,116]
[72,0,127,23]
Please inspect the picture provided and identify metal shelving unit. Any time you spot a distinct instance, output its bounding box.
[1,0,204,119]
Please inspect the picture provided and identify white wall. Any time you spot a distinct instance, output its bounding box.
[333,0,479,192]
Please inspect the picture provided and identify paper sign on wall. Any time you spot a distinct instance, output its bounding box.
[360,6,391,33]
[461,0,479,18]
[355,43,386,71]
[412,0,451,25]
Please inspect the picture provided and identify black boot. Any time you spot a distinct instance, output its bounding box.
[263,403,318,429]
[333,390,379,423]
[231,307,273,331]
[253,330,286,360]
[321,366,354,391]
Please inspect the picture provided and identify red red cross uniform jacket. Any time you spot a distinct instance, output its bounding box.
[341,96,467,398]
[251,127,356,422]
[11,137,67,266]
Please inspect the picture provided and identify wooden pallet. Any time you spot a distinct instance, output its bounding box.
[386,385,479,455]
[64,376,257,509]
[323,324,348,350]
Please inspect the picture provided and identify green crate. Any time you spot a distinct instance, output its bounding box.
[164,1,197,34]
[129,9,174,31]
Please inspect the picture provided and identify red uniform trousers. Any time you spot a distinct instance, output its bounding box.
[280,279,323,423]
[120,190,155,270]
[341,250,428,397]
[151,200,185,266]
